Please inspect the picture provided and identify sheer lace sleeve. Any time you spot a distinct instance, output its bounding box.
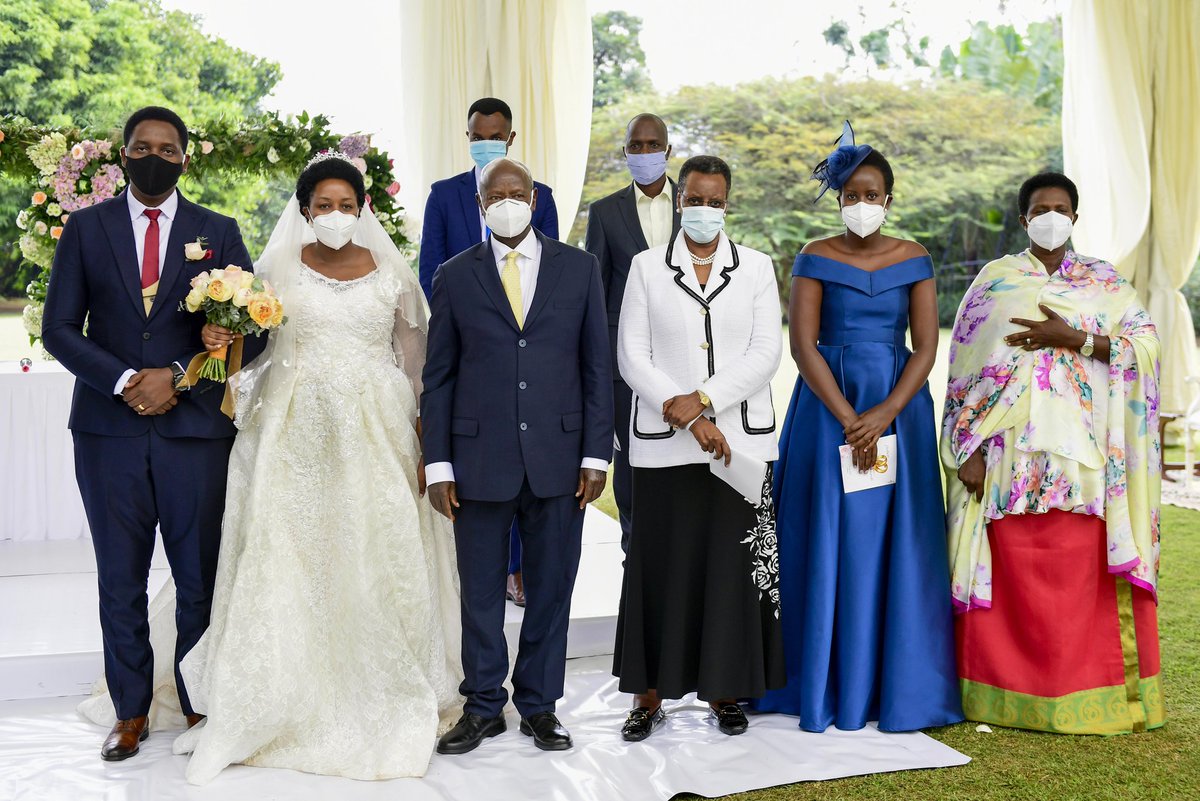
[392,269,430,404]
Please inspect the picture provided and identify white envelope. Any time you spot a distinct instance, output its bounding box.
[710,448,768,506]
[839,434,898,493]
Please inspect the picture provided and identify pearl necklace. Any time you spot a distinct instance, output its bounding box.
[688,250,717,266]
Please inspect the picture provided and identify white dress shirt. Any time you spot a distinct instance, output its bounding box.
[425,228,609,486]
[634,182,673,249]
[114,190,180,395]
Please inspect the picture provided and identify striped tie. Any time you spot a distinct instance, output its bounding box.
[501,250,523,328]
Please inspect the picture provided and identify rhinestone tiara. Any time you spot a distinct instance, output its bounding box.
[305,149,355,170]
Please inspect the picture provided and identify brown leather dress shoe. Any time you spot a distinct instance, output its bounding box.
[185,714,205,729]
[506,571,526,607]
[101,716,149,761]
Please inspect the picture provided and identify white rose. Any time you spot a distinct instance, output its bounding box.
[351,157,368,174]
[232,287,253,307]
[184,242,206,260]
[71,143,86,160]
[267,147,280,164]
[200,141,214,155]
[34,221,47,235]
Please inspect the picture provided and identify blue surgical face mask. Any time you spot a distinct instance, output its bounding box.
[469,139,508,170]
[626,151,668,186]
[680,206,725,244]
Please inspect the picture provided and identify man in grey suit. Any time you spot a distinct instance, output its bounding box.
[584,114,681,552]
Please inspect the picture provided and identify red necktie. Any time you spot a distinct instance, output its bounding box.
[141,209,162,289]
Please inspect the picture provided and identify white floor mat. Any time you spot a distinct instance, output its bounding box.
[0,657,968,801]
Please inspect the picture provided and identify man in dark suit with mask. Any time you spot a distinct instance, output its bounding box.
[41,106,265,762]
[584,113,680,552]
[422,158,612,755]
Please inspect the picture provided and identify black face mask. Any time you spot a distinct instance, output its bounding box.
[124,153,184,197]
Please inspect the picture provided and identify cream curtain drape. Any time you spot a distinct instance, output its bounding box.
[398,0,593,241]
[1063,0,1200,415]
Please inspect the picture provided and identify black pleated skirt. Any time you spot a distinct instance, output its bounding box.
[613,463,785,701]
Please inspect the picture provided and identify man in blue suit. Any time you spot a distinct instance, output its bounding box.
[419,96,559,604]
[422,158,612,755]
[41,107,265,762]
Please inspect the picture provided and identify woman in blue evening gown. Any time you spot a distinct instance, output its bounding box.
[750,123,962,731]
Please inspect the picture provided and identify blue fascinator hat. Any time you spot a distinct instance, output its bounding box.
[812,120,873,203]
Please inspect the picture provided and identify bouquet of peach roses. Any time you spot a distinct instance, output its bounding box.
[180,265,285,382]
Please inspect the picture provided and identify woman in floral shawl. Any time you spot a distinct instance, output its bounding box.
[942,172,1163,735]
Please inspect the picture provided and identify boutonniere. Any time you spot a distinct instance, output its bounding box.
[185,236,214,261]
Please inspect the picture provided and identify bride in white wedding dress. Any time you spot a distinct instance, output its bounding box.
[79,151,463,784]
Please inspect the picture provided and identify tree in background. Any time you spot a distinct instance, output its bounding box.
[0,0,281,296]
[591,10,652,109]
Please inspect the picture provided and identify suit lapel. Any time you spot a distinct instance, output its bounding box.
[670,179,682,234]
[147,194,201,323]
[100,192,146,318]
[457,171,484,243]
[470,239,521,333]
[523,233,564,330]
[616,184,650,253]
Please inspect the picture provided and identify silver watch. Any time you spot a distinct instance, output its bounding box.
[1081,332,1095,358]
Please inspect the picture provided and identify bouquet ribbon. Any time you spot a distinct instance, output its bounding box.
[184,337,244,420]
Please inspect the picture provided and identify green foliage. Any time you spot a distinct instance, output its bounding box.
[591,11,651,109]
[939,19,1065,114]
[0,0,282,296]
[574,77,1059,322]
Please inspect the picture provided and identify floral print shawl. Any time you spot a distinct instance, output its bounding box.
[941,250,1161,612]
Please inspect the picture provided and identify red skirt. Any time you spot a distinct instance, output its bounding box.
[956,509,1164,734]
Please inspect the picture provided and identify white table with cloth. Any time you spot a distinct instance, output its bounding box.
[0,360,88,542]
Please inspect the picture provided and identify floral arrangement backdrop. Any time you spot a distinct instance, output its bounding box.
[0,112,408,347]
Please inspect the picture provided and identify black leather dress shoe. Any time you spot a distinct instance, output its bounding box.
[519,712,573,751]
[436,713,507,755]
[621,706,666,742]
[710,703,749,736]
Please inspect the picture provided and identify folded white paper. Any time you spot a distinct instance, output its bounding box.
[839,434,898,493]
[710,448,769,506]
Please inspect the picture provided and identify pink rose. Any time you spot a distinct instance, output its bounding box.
[385,181,400,197]
[351,157,368,174]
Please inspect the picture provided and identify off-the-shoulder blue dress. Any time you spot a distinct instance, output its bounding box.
[749,253,963,732]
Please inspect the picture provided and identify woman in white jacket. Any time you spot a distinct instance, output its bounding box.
[613,155,784,742]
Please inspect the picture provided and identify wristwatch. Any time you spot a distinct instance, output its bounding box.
[1081,332,1095,358]
[697,390,711,408]
[171,362,191,392]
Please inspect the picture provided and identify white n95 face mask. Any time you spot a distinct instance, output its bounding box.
[1026,210,1073,251]
[841,201,887,238]
[310,210,359,250]
[485,199,533,238]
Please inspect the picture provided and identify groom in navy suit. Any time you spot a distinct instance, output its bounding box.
[422,158,612,754]
[41,107,264,761]
[419,96,559,606]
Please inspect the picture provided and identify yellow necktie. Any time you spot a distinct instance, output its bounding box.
[501,250,524,328]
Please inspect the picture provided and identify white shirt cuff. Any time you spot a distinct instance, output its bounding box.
[581,457,610,472]
[114,369,136,396]
[425,462,456,485]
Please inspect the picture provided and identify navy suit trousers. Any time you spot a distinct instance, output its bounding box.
[453,482,584,719]
[73,430,233,719]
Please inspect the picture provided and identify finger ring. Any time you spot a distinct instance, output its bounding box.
[137,404,146,412]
